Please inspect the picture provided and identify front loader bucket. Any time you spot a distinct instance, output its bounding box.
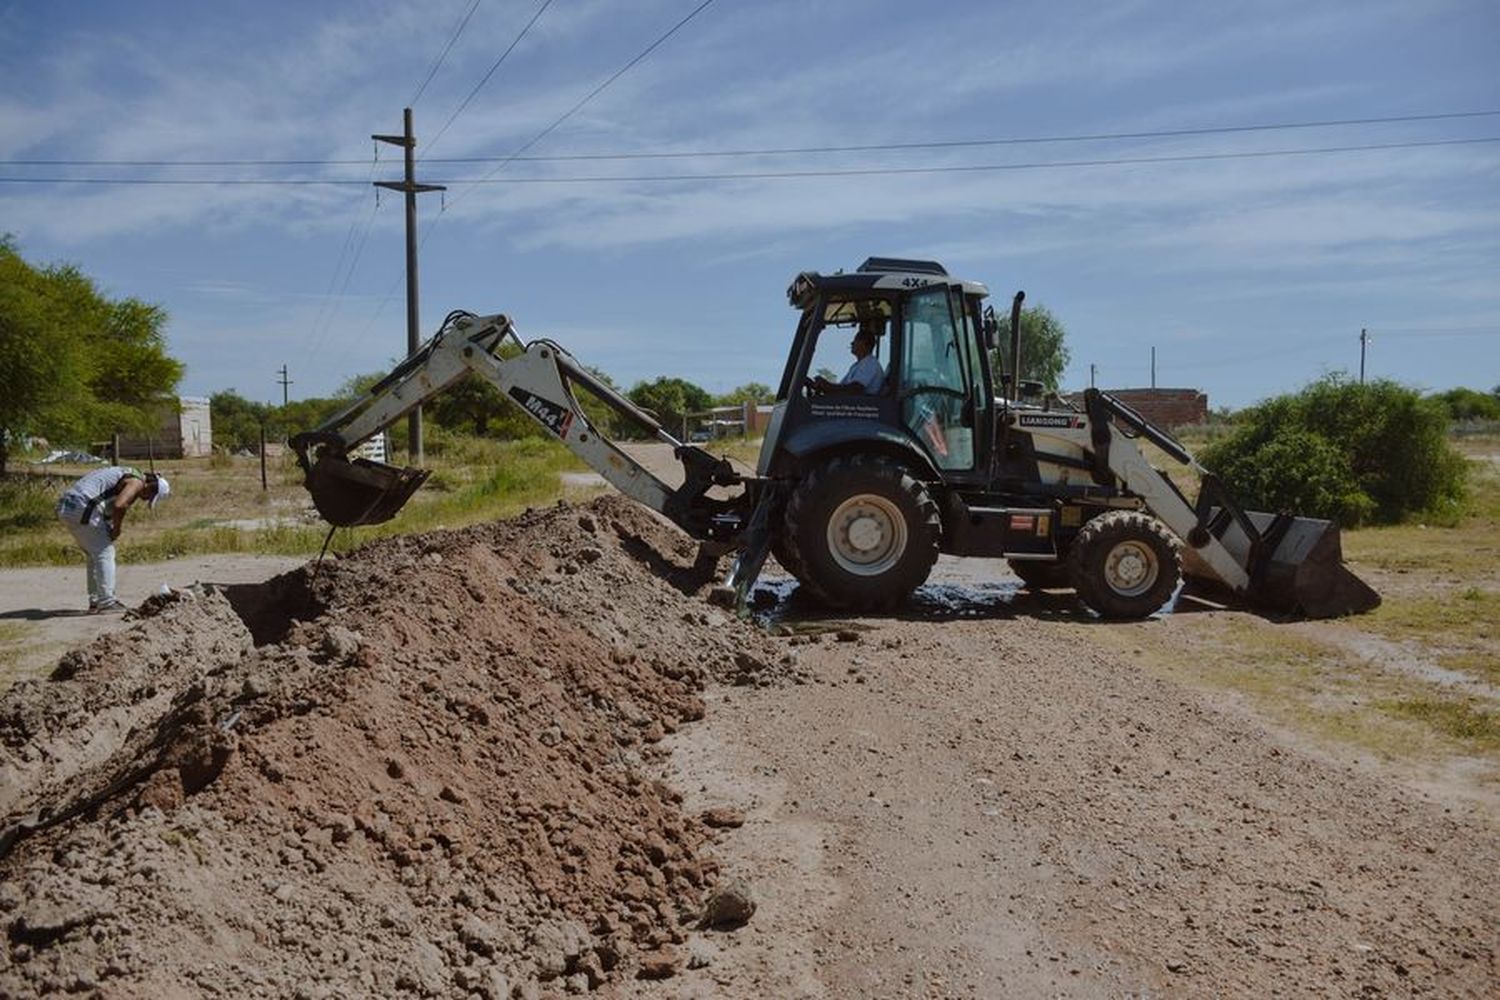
[305,454,429,527]
[1186,509,1379,618]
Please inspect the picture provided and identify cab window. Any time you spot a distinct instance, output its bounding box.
[899,287,974,469]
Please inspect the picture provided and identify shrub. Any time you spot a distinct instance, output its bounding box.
[1431,387,1500,422]
[0,475,58,532]
[1199,376,1466,526]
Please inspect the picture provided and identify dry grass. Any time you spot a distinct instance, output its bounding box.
[1357,588,1500,686]
[1342,443,1500,578]
[1100,616,1500,762]
[0,435,588,568]
[1377,698,1500,750]
[1089,438,1500,769]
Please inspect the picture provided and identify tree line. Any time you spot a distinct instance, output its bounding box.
[0,237,182,474]
[209,374,780,452]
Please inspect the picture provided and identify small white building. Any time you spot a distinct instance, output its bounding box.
[118,396,213,459]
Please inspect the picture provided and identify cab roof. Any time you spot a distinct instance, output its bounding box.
[787,257,990,309]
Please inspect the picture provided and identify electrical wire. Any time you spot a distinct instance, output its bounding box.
[6,135,1495,186]
[440,0,722,212]
[410,0,485,108]
[1366,326,1497,336]
[308,0,491,372]
[7,109,1496,167]
[422,0,554,158]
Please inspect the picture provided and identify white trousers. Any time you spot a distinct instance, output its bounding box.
[57,501,116,606]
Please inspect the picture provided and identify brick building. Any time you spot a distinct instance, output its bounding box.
[1063,388,1208,429]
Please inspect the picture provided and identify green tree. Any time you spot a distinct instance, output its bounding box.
[1200,375,1467,527]
[991,303,1071,393]
[432,373,506,437]
[626,376,713,439]
[718,382,774,406]
[1431,387,1500,422]
[0,238,182,473]
[210,390,273,451]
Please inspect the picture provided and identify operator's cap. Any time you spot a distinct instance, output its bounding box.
[148,474,171,508]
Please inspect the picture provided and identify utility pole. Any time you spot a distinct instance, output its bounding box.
[276,364,293,406]
[1150,346,1156,389]
[1359,328,1369,383]
[1090,363,1097,389]
[374,108,445,465]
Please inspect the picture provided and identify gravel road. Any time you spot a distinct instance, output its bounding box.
[3,445,1495,997]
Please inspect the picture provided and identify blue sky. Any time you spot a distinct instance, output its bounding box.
[2,0,1496,409]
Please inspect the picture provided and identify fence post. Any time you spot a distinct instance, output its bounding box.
[259,425,268,491]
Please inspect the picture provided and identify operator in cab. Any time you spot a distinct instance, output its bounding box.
[811,318,886,395]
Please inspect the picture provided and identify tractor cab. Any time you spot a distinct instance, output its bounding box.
[758,257,995,485]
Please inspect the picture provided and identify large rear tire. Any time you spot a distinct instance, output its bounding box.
[1068,510,1181,619]
[769,520,803,578]
[783,455,940,610]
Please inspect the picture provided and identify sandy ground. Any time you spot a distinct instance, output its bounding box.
[640,575,1498,998]
[2,445,1496,997]
[1,555,308,686]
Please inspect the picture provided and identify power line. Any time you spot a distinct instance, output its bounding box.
[410,0,485,108]
[440,0,722,210]
[442,108,1500,162]
[11,109,1496,168]
[7,135,1494,186]
[1366,325,1497,336]
[304,192,383,364]
[455,136,1500,182]
[308,3,489,371]
[343,1,723,353]
[422,0,554,158]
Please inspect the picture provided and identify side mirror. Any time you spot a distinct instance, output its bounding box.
[982,305,998,350]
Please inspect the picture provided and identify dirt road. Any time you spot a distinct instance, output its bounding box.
[0,555,307,685]
[2,453,1495,997]
[648,600,1497,997]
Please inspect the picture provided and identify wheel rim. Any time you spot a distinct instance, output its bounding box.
[1103,540,1159,597]
[826,493,908,577]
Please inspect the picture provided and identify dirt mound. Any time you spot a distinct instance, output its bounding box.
[0,497,796,997]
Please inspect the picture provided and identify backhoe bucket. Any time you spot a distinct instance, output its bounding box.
[1185,510,1380,618]
[305,454,430,527]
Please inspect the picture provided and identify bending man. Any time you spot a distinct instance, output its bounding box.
[55,466,171,613]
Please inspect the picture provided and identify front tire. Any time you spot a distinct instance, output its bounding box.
[783,455,940,610]
[1068,510,1181,619]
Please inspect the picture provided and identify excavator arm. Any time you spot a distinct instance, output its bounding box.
[290,311,754,545]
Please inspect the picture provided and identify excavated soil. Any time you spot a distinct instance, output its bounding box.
[3,487,1497,999]
[0,497,794,998]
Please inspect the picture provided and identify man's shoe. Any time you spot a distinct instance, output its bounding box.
[91,599,127,615]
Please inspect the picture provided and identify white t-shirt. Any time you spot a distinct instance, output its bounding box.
[841,354,886,394]
[59,466,141,525]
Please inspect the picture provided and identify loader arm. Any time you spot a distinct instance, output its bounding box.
[290,311,752,544]
[1077,389,1378,617]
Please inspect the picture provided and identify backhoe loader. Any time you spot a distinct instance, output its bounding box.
[291,259,1378,619]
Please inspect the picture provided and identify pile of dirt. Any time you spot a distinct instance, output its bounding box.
[0,497,796,998]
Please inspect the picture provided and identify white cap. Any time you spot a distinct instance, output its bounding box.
[149,474,171,508]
